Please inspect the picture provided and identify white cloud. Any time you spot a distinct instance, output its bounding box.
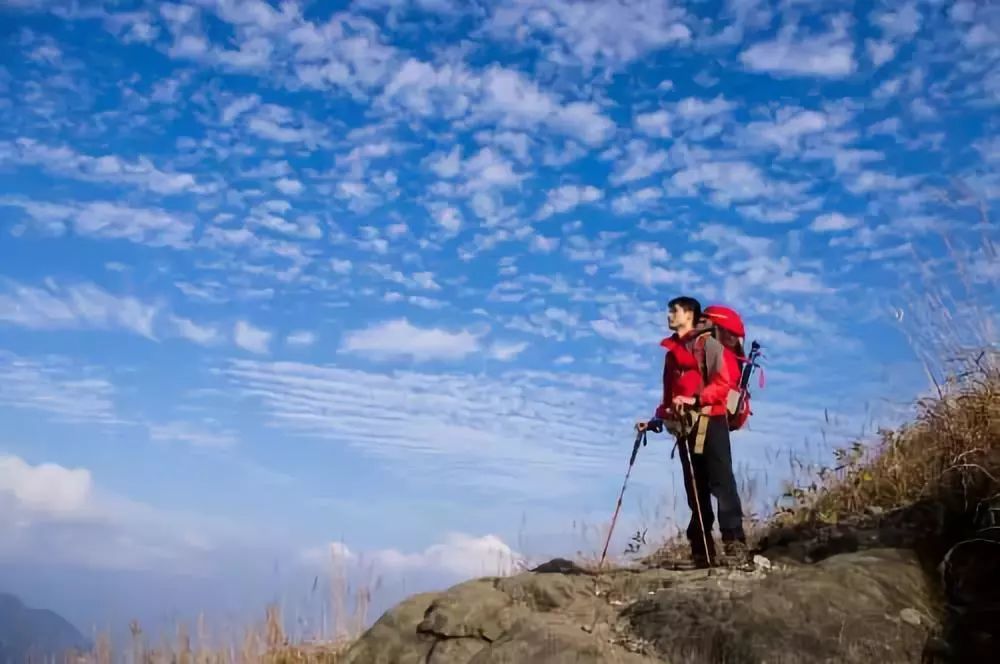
[845,170,919,194]
[751,325,807,351]
[613,242,701,290]
[275,177,304,195]
[0,279,233,349]
[385,293,447,310]
[169,316,222,346]
[458,147,523,193]
[427,145,463,178]
[369,265,442,292]
[477,66,615,145]
[246,104,326,147]
[611,187,663,215]
[387,222,409,238]
[607,350,646,372]
[219,358,646,496]
[287,10,399,93]
[331,259,353,275]
[339,137,395,164]
[0,351,120,424]
[488,340,528,361]
[866,39,896,67]
[634,109,671,138]
[379,60,615,144]
[304,533,523,578]
[147,421,239,449]
[536,184,603,219]
[341,319,481,361]
[101,11,161,44]
[377,58,475,118]
[693,223,772,258]
[503,305,580,341]
[244,204,322,240]
[286,330,317,347]
[722,255,831,298]
[530,234,559,253]
[810,212,859,232]
[813,147,885,175]
[0,454,92,516]
[433,206,463,233]
[0,453,233,572]
[673,95,736,121]
[0,139,199,195]
[234,320,272,354]
[745,109,830,153]
[590,317,652,346]
[373,533,523,577]
[412,272,440,290]
[549,100,617,146]
[611,141,669,185]
[487,0,692,70]
[169,34,210,59]
[668,160,800,205]
[220,94,260,124]
[0,280,159,338]
[740,14,856,78]
[1,198,193,249]
[872,2,922,42]
[736,198,820,224]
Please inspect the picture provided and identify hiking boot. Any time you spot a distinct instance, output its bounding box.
[690,553,712,569]
[689,539,717,569]
[721,540,752,568]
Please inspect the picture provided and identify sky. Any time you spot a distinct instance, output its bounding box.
[0,0,998,647]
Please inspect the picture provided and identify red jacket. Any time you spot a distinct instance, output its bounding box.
[658,327,734,418]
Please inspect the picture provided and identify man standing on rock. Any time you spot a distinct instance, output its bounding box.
[655,295,749,568]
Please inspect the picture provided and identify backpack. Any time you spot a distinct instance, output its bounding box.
[697,305,762,431]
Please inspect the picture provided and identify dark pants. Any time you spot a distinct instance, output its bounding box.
[677,415,745,559]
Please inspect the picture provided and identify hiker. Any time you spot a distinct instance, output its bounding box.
[655,296,749,567]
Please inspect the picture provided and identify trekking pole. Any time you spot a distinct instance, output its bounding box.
[679,410,714,572]
[598,420,659,570]
[735,340,763,414]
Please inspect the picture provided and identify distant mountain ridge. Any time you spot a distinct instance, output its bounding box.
[0,593,90,663]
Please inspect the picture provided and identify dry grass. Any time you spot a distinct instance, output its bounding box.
[771,193,998,532]
[753,196,999,658]
[63,536,530,664]
[771,358,999,529]
[61,604,356,664]
[64,544,377,664]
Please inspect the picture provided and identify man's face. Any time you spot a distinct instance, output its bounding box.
[667,304,693,331]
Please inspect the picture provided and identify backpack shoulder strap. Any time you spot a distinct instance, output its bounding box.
[692,330,712,384]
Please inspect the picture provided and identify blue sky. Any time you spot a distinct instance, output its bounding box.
[0,0,997,643]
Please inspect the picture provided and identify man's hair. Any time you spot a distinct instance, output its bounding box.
[668,295,702,321]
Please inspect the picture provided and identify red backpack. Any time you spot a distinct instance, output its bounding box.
[699,305,762,431]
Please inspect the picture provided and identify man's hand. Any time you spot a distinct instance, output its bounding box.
[635,419,663,433]
[672,395,696,410]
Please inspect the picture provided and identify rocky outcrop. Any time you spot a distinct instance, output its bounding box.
[339,548,940,663]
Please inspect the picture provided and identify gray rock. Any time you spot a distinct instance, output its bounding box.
[340,549,940,664]
[622,548,938,663]
[338,591,438,664]
[418,579,529,642]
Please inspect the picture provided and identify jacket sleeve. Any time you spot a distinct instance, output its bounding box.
[699,337,732,406]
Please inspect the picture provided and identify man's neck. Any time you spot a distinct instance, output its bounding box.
[674,324,694,338]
